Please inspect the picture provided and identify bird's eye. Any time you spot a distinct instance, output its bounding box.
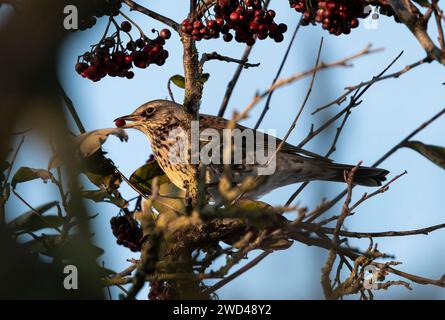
[144,107,155,117]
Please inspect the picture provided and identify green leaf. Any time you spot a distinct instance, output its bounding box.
[170,75,185,89]
[24,235,104,258]
[401,140,445,169]
[24,235,61,254]
[153,196,186,216]
[11,167,54,189]
[234,199,285,230]
[82,150,122,191]
[14,215,63,232]
[81,189,128,208]
[200,73,210,84]
[8,201,61,232]
[129,160,169,195]
[169,73,209,89]
[48,128,128,168]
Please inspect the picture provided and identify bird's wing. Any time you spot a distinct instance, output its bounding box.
[199,114,332,162]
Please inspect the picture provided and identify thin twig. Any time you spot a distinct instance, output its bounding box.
[255,17,303,129]
[305,105,445,223]
[349,171,407,212]
[59,83,86,134]
[217,0,271,117]
[303,222,445,239]
[200,52,260,68]
[204,250,271,294]
[122,0,180,31]
[312,56,431,115]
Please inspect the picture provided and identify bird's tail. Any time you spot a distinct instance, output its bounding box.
[315,163,389,187]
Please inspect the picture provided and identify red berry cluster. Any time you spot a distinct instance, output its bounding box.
[75,21,171,82]
[78,0,122,31]
[110,215,143,252]
[181,0,287,45]
[289,0,400,35]
[289,0,369,35]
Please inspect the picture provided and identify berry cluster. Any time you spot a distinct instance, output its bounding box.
[181,0,287,45]
[289,0,368,35]
[75,21,170,82]
[289,0,400,35]
[110,214,143,252]
[78,0,122,31]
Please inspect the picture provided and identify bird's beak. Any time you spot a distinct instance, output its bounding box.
[114,114,144,128]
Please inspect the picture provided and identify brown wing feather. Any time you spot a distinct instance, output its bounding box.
[199,114,332,162]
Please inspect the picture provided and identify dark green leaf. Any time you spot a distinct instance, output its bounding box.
[170,75,185,89]
[129,160,169,195]
[153,196,186,216]
[234,199,285,230]
[82,150,122,191]
[11,167,54,189]
[401,140,445,169]
[10,215,63,232]
[81,189,128,208]
[24,235,104,258]
[8,201,61,232]
[170,73,210,90]
[200,73,210,84]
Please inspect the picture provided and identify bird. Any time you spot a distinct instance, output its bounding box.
[115,99,389,200]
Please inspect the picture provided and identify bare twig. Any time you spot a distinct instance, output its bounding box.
[217,0,271,117]
[303,222,445,239]
[204,250,271,294]
[255,17,303,129]
[350,171,407,211]
[305,105,445,223]
[122,0,180,31]
[312,56,431,115]
[59,83,86,134]
[321,163,361,299]
[200,52,260,68]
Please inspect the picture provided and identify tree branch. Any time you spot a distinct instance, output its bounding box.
[122,0,180,31]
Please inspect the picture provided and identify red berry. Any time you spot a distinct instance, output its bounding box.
[125,71,134,79]
[230,12,240,22]
[223,33,233,42]
[193,20,203,29]
[115,119,126,128]
[121,21,132,32]
[124,55,133,64]
[350,18,359,28]
[274,33,284,43]
[160,28,171,39]
[278,23,288,33]
[75,62,88,74]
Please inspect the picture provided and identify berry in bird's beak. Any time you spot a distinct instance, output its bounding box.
[115,119,126,128]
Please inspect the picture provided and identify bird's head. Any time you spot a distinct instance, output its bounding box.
[114,100,189,136]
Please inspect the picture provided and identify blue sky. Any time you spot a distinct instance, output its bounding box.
[6,1,445,299]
